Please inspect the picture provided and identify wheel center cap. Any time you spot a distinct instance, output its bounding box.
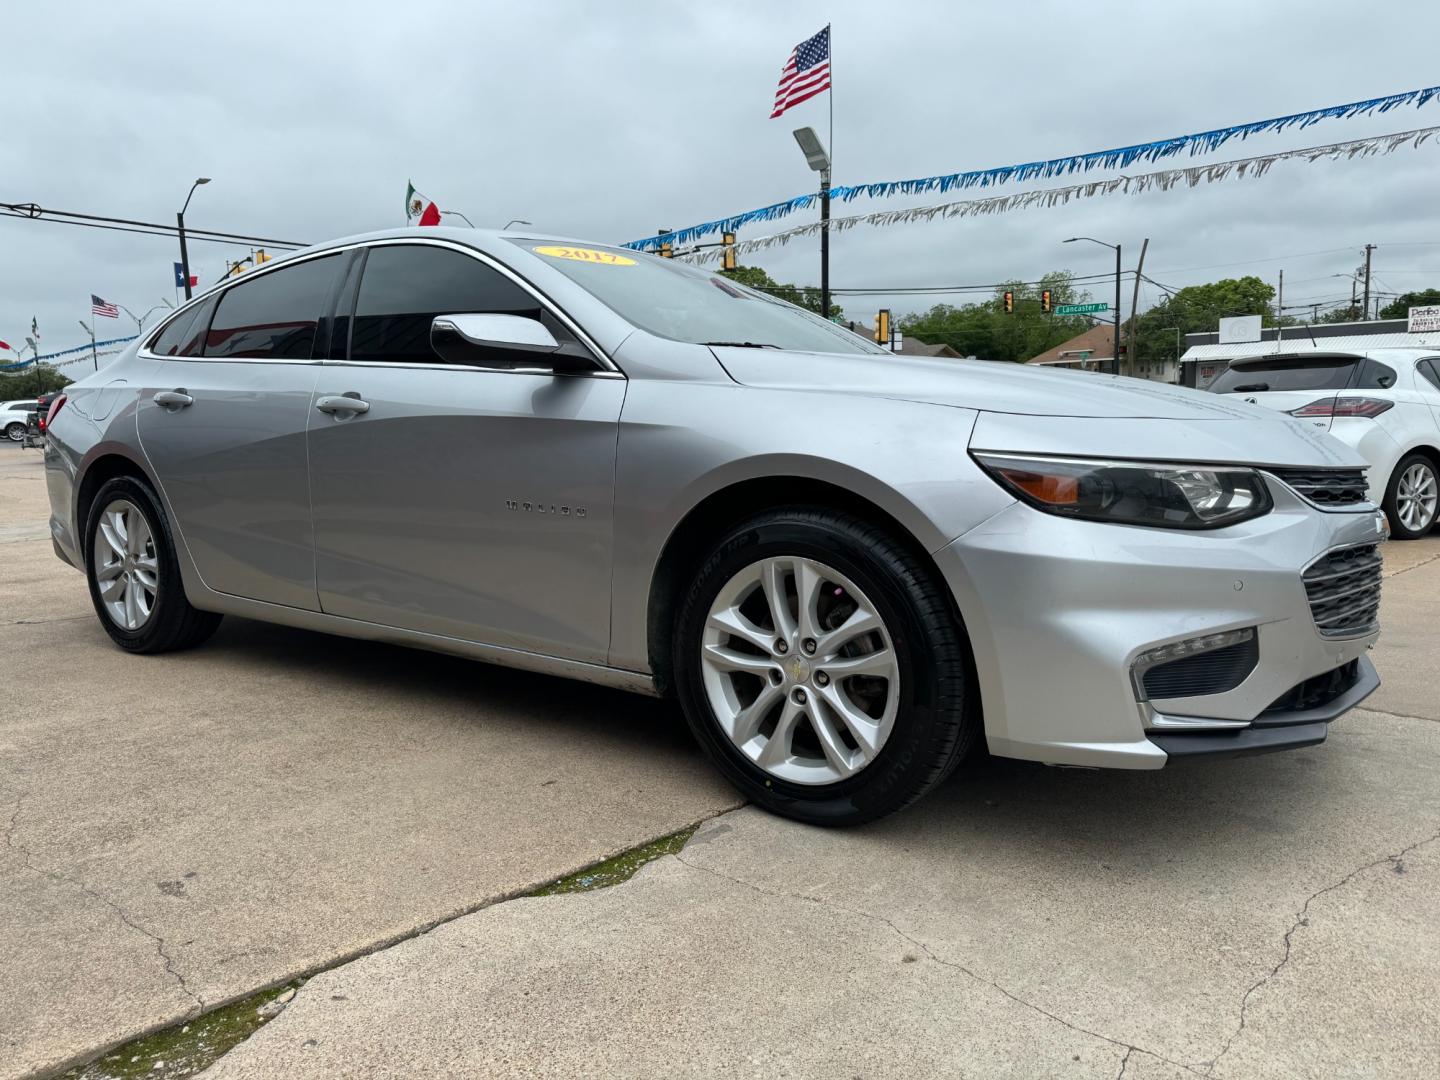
[786,656,811,683]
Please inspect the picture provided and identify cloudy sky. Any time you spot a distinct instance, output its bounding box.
[6,0,1440,361]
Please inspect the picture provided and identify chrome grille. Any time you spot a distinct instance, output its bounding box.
[1302,543,1381,637]
[1271,468,1369,508]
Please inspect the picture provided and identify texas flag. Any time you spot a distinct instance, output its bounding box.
[173,263,198,289]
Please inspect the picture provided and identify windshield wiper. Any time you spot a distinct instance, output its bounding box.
[702,341,780,349]
[1231,382,1270,392]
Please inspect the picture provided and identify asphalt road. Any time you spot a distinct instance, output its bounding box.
[3,441,1438,1078]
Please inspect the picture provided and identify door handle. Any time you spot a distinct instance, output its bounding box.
[154,389,193,408]
[315,393,370,416]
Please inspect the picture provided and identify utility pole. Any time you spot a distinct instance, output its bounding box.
[1362,243,1375,321]
[820,165,831,319]
[79,320,97,372]
[1126,238,1149,378]
[1276,270,1284,347]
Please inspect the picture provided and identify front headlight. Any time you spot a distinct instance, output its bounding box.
[973,453,1272,530]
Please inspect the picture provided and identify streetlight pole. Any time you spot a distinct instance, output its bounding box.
[792,127,832,319]
[503,219,532,230]
[1064,237,1123,375]
[177,177,211,301]
[79,320,97,372]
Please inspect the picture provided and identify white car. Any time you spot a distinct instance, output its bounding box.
[1211,349,1440,539]
[2,399,39,442]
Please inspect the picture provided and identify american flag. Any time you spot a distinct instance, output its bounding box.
[770,26,831,119]
[91,294,119,319]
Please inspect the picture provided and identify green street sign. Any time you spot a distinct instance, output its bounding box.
[1055,302,1110,315]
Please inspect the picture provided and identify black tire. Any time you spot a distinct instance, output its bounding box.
[673,507,977,826]
[4,421,25,442]
[1383,452,1439,541]
[84,475,222,653]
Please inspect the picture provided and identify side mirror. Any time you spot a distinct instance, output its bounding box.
[431,314,561,370]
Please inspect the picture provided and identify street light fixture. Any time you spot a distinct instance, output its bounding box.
[1064,236,1124,375]
[78,319,98,372]
[177,177,211,302]
[793,127,832,319]
[503,219,532,230]
[443,210,476,227]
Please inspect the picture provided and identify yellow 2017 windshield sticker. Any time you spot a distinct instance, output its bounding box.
[532,245,636,266]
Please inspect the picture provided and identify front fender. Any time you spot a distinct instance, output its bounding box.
[607,380,1013,673]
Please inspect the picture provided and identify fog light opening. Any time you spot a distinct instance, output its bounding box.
[1132,627,1258,703]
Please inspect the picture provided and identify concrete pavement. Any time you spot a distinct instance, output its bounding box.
[5,441,1439,1078]
[0,448,742,1078]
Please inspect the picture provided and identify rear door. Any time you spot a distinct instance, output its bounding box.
[136,253,346,610]
[1209,354,1362,430]
[1418,359,1440,433]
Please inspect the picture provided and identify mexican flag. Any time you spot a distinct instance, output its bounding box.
[405,181,441,227]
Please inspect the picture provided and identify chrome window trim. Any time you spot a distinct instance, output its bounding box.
[139,237,622,377]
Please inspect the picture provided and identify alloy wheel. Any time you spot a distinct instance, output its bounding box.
[1396,461,1438,534]
[93,499,159,631]
[699,556,900,785]
[5,423,24,442]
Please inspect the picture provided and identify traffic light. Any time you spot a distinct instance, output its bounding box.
[659,241,673,258]
[1002,290,1014,314]
[721,232,737,271]
[875,309,891,345]
[255,249,272,265]
[1041,289,1052,313]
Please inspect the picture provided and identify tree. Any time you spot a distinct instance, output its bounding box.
[720,265,842,320]
[1379,289,1440,320]
[0,363,71,399]
[899,271,1094,363]
[1132,276,1276,368]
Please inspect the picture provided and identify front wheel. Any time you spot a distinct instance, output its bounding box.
[4,421,25,442]
[1385,453,1438,540]
[673,508,977,826]
[84,475,223,653]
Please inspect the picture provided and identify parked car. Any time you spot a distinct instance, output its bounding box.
[43,229,1384,824]
[1209,350,1440,539]
[1,399,38,442]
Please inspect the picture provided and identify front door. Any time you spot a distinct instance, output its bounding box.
[136,253,344,610]
[307,242,625,662]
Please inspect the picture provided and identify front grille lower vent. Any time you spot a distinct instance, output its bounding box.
[1263,659,1361,715]
[1303,543,1382,637]
[1271,468,1369,508]
[1142,636,1260,700]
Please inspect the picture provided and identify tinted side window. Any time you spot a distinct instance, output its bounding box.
[350,246,542,364]
[1210,358,1357,394]
[1355,359,1397,390]
[149,306,201,356]
[1419,359,1440,392]
[204,255,339,359]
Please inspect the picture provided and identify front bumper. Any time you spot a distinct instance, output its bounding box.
[935,481,1384,769]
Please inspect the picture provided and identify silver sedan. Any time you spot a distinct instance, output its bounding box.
[44,229,1383,824]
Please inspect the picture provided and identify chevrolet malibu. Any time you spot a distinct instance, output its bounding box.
[44,229,1384,824]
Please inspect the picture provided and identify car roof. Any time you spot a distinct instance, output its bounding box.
[294,226,629,263]
[1230,348,1439,365]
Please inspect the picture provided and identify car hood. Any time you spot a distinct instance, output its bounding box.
[715,348,1273,421]
[712,347,1366,469]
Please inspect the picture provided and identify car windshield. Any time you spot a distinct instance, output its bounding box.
[509,240,885,355]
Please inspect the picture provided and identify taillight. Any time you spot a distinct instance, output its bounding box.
[1288,396,1394,419]
[44,395,67,430]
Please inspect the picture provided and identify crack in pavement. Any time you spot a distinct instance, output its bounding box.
[1115,1045,1134,1080]
[673,851,1201,1077]
[1199,828,1440,1074]
[1383,551,1440,579]
[11,614,92,625]
[1354,704,1440,725]
[2,795,204,1015]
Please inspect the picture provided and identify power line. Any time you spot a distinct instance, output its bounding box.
[0,200,307,249]
[0,209,291,251]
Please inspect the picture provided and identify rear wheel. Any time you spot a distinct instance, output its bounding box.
[85,475,222,653]
[673,507,976,826]
[4,421,25,442]
[1385,453,1438,540]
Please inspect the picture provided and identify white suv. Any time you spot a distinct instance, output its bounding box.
[2,399,39,442]
[1211,349,1440,539]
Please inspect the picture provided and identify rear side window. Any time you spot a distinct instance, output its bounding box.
[349,245,542,364]
[1210,357,1357,394]
[1417,359,1440,391]
[204,255,340,359]
[1354,359,1397,390]
[149,305,201,356]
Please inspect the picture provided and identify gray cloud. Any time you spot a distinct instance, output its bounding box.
[6,0,1440,358]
